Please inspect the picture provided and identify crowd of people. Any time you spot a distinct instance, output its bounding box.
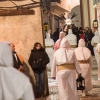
[52,25,95,55]
[1,24,100,100]
[45,24,100,100]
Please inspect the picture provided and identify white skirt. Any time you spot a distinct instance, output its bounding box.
[57,69,79,100]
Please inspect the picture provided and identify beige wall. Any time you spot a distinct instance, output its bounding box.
[69,5,81,27]
[81,0,95,28]
[0,1,44,93]
[0,0,43,63]
[56,0,80,11]
[81,0,89,28]
[89,0,95,28]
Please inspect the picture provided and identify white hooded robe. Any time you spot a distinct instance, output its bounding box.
[74,39,92,91]
[91,31,100,62]
[0,43,35,100]
[51,38,81,100]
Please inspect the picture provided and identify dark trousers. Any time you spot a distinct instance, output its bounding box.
[34,70,45,94]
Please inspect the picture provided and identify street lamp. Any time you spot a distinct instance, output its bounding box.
[93,20,98,28]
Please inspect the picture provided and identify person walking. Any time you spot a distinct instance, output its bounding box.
[51,38,81,100]
[74,39,92,96]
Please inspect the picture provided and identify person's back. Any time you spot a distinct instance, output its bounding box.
[54,31,65,52]
[74,39,92,96]
[91,31,100,46]
[96,43,100,80]
[52,28,59,42]
[51,38,81,100]
[91,31,100,62]
[0,42,34,100]
[65,29,77,48]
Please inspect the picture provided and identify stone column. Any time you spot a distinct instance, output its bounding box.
[80,0,95,28]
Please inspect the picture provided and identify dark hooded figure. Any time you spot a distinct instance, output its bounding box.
[52,28,59,43]
[85,27,94,55]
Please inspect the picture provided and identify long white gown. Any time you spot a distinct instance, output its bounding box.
[74,39,92,91]
[45,32,54,68]
[51,38,81,100]
[96,43,100,80]
[91,31,100,63]
[65,29,77,49]
[0,43,35,100]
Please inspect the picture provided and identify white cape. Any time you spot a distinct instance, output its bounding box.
[0,43,34,100]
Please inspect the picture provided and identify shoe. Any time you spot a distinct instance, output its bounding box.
[82,92,86,97]
[35,93,41,98]
[85,91,89,95]
[82,90,86,97]
[41,93,45,97]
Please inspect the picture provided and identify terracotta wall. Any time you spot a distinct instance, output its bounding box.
[0,0,43,63]
[0,1,44,93]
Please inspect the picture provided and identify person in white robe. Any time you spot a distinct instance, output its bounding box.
[45,30,54,68]
[51,38,81,100]
[91,30,100,62]
[0,42,35,100]
[54,31,65,52]
[96,43,100,80]
[74,39,92,96]
[65,29,77,49]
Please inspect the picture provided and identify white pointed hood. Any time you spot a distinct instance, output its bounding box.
[74,39,91,60]
[0,42,31,100]
[96,43,100,52]
[54,38,74,64]
[68,29,73,34]
[95,30,99,36]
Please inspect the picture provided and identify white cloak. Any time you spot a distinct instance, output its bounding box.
[91,31,100,63]
[74,47,92,91]
[45,34,54,68]
[51,38,81,100]
[65,29,77,49]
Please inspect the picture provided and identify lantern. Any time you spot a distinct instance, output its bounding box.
[43,22,48,31]
[76,74,85,92]
[93,20,98,28]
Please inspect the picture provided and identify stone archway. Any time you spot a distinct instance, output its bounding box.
[68,5,81,28]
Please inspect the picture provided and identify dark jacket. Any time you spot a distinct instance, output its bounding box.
[28,48,49,71]
[13,52,23,69]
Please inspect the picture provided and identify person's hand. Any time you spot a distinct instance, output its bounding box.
[18,66,25,71]
[52,77,56,79]
[78,73,81,76]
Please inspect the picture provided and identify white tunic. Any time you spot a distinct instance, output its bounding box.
[95,43,100,80]
[45,33,54,68]
[51,38,81,100]
[91,31,100,62]
[0,43,35,100]
[65,29,77,49]
[74,47,92,91]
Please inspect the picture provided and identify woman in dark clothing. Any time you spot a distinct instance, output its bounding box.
[28,42,49,98]
[85,27,94,55]
[80,29,85,39]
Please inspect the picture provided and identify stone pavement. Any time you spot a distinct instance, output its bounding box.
[36,57,100,100]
